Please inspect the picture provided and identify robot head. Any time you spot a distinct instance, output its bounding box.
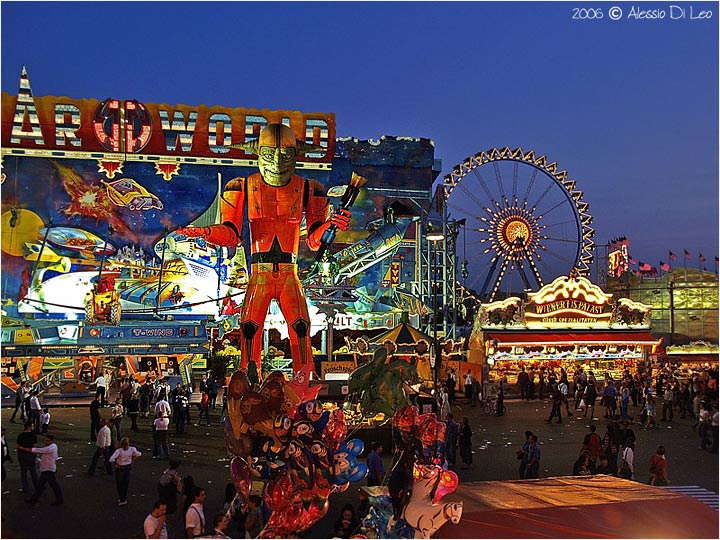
[257,124,298,187]
[232,123,324,187]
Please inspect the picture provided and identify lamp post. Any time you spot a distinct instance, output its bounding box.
[427,225,445,388]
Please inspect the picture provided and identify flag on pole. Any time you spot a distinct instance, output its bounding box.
[660,261,670,272]
[699,253,706,263]
[684,249,692,260]
[629,258,637,265]
[669,251,678,261]
[639,262,652,271]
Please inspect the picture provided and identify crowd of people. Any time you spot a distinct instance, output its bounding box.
[2,362,717,538]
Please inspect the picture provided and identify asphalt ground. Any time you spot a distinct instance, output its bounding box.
[1,395,718,539]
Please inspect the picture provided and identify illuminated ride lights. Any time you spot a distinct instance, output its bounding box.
[443,147,594,302]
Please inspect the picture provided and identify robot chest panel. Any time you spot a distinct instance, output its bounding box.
[248,182,303,222]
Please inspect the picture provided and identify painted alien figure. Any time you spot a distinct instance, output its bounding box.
[180,123,351,378]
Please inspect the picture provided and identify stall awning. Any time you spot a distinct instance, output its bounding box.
[486,331,659,346]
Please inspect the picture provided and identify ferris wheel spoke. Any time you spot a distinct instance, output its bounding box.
[529,181,554,212]
[538,198,569,219]
[457,182,494,217]
[525,253,544,288]
[492,163,507,202]
[472,169,498,206]
[447,201,483,222]
[541,218,578,229]
[488,256,511,301]
[521,168,538,207]
[542,235,581,244]
[512,162,519,203]
[542,246,575,266]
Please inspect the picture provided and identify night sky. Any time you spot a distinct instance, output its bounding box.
[2,1,718,277]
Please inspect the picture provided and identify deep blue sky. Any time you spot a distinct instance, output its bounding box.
[2,1,718,272]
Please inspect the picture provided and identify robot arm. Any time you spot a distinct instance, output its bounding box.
[177,177,246,247]
[305,179,351,251]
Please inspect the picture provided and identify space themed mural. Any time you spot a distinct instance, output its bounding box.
[1,68,437,333]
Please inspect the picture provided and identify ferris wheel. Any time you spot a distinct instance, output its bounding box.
[443,147,594,302]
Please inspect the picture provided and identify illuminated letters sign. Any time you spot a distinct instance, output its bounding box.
[479,275,650,329]
[525,275,613,324]
[2,86,335,165]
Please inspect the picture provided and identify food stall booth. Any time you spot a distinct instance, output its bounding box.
[665,341,719,383]
[468,273,660,395]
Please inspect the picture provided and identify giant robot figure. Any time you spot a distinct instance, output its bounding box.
[180,124,350,378]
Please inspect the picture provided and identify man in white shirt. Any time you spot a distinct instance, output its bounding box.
[155,392,171,418]
[88,419,112,475]
[109,437,142,505]
[153,413,170,460]
[464,370,473,402]
[21,434,63,506]
[94,372,108,406]
[29,391,42,433]
[185,487,206,538]
[145,501,168,538]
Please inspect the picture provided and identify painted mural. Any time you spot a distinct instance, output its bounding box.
[1,69,437,333]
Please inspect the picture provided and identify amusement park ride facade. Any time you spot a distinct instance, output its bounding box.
[1,67,715,398]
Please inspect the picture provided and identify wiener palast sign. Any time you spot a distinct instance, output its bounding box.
[478,275,651,329]
[2,70,335,165]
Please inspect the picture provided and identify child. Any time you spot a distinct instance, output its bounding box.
[40,407,50,434]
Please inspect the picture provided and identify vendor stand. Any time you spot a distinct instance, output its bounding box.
[469,273,660,394]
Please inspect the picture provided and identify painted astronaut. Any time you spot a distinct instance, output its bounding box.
[179,124,350,377]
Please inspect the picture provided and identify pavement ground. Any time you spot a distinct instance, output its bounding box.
[1,396,717,538]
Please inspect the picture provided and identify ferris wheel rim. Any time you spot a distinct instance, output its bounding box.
[442,147,594,276]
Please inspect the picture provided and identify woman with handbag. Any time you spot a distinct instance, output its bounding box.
[620,439,635,480]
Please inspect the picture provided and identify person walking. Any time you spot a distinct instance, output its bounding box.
[197,391,211,427]
[94,371,108,407]
[649,445,668,486]
[209,378,219,410]
[458,416,473,469]
[545,384,563,424]
[517,431,533,479]
[524,434,541,478]
[128,389,140,433]
[581,425,603,468]
[464,369,473,402]
[144,500,169,539]
[174,389,188,435]
[139,379,152,419]
[21,433,64,506]
[112,397,124,440]
[366,441,385,486]
[582,374,598,419]
[620,438,635,480]
[185,486,207,538]
[154,412,171,460]
[620,385,631,421]
[661,384,674,422]
[1,426,11,482]
[157,459,183,536]
[16,421,38,494]
[517,368,530,400]
[29,390,42,433]
[495,383,505,416]
[109,436,142,506]
[9,383,26,423]
[697,401,711,450]
[710,405,719,454]
[155,391,172,419]
[445,413,458,467]
[88,418,113,476]
[89,395,101,442]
